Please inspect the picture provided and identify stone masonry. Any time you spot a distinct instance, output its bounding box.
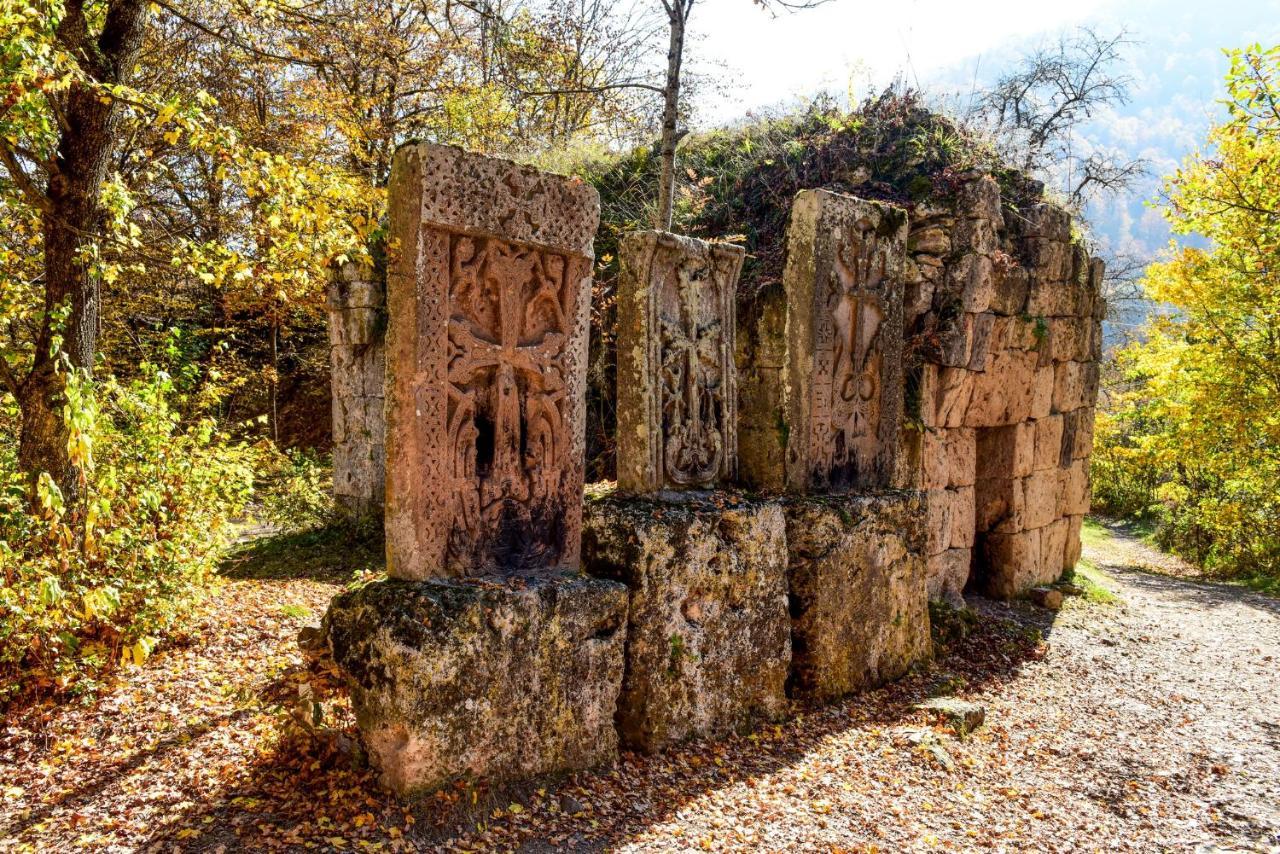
[328,260,386,519]
[903,175,1102,601]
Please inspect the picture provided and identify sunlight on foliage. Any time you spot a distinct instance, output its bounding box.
[1093,45,1280,579]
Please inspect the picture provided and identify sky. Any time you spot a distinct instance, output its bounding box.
[684,0,1280,266]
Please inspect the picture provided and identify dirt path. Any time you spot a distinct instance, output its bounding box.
[1,522,1277,852]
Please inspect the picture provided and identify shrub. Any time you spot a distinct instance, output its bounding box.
[0,367,257,705]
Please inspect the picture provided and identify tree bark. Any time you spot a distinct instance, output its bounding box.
[14,0,151,502]
[654,1,688,232]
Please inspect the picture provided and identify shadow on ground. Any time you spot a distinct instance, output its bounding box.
[218,523,385,584]
[145,595,1061,851]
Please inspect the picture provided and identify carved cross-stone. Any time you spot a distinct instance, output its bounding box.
[384,143,599,579]
[616,231,745,495]
[775,189,906,493]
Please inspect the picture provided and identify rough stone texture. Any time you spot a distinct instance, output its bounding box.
[907,173,1102,601]
[581,492,789,752]
[328,261,386,519]
[739,190,907,494]
[783,492,931,702]
[383,143,600,580]
[615,232,745,495]
[323,575,628,796]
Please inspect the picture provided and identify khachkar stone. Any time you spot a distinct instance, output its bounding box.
[616,231,745,495]
[383,142,599,580]
[327,143,628,797]
[742,189,907,493]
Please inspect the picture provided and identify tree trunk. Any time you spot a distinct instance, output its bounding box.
[654,2,687,232]
[15,0,151,502]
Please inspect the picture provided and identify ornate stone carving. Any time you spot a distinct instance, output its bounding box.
[616,231,744,494]
[777,189,906,493]
[384,143,599,579]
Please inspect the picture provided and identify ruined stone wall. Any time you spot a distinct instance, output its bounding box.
[904,175,1102,602]
[328,261,386,519]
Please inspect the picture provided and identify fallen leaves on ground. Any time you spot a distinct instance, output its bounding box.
[2,526,1277,852]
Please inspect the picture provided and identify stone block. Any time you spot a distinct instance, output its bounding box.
[949,485,976,549]
[1031,366,1055,419]
[1023,238,1073,285]
[582,493,789,752]
[1038,518,1070,582]
[976,423,1035,480]
[989,265,1029,316]
[936,367,973,428]
[909,224,950,255]
[966,350,1038,427]
[1053,361,1094,413]
[1022,469,1059,530]
[953,216,998,255]
[1058,458,1091,516]
[946,427,977,487]
[784,493,931,702]
[975,476,1024,534]
[979,529,1045,599]
[947,254,995,313]
[324,575,628,796]
[958,175,1004,224]
[922,428,948,490]
[1033,414,1065,471]
[1064,514,1084,569]
[926,547,971,604]
[1046,317,1081,364]
[384,143,599,579]
[925,488,953,555]
[938,313,974,368]
[736,283,788,491]
[967,312,997,371]
[616,231,745,494]
[1022,203,1071,241]
[769,189,907,493]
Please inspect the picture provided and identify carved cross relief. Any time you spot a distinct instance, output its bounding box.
[615,231,743,495]
[827,220,886,484]
[445,234,581,572]
[659,257,726,487]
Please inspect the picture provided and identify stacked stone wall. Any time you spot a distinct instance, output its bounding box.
[904,176,1102,602]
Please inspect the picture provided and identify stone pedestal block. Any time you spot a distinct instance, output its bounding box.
[616,231,745,495]
[581,492,790,753]
[323,575,628,796]
[782,492,931,702]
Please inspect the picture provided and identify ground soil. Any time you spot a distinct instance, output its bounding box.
[1,521,1276,852]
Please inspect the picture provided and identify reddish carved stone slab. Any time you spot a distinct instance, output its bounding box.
[616,231,744,495]
[780,189,907,493]
[384,144,600,579]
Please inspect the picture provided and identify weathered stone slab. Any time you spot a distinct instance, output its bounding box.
[582,492,789,752]
[616,232,745,495]
[767,189,908,493]
[927,546,971,605]
[384,143,599,579]
[329,261,386,519]
[324,575,627,796]
[783,492,930,702]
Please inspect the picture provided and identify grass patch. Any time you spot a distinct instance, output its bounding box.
[1065,559,1120,605]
